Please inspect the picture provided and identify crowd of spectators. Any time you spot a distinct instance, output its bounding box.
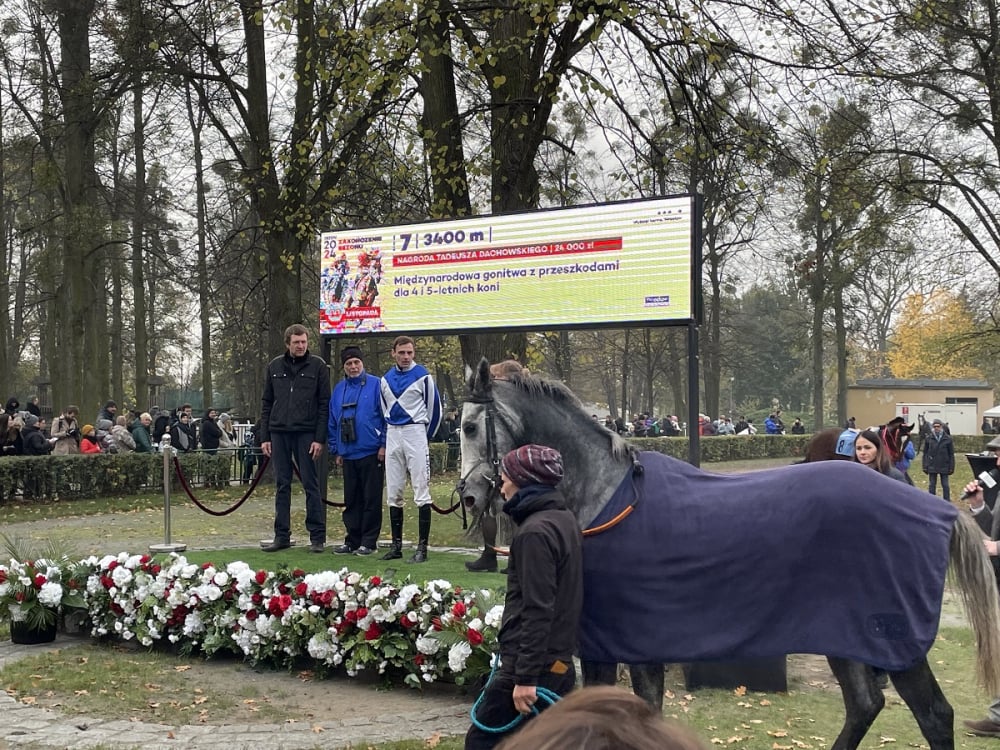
[0,396,246,460]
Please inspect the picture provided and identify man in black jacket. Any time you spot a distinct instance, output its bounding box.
[465,444,583,750]
[259,324,331,553]
[922,418,955,501]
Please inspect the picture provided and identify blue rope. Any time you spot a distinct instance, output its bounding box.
[470,656,562,733]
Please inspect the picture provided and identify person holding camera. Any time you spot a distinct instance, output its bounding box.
[328,346,386,556]
[52,405,81,455]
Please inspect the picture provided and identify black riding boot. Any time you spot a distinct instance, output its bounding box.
[465,513,498,572]
[410,505,431,563]
[381,506,403,560]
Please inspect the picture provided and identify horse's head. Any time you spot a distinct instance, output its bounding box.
[456,358,518,515]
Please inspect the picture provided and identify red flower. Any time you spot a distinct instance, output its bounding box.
[201,562,212,570]
[292,568,306,578]
[251,592,263,604]
[467,628,484,646]
[335,620,350,635]
[451,602,466,618]
[151,564,161,575]
[344,609,359,624]
[255,570,267,585]
[100,575,114,590]
[295,582,308,597]
[267,595,293,616]
[356,607,368,620]
[414,654,425,665]
[370,576,381,586]
[15,591,25,602]
[245,609,259,621]
[431,617,443,631]
[400,614,416,629]
[0,570,7,584]
[33,574,46,588]
[319,591,334,607]
[139,554,151,565]
[364,622,382,641]
[107,561,119,571]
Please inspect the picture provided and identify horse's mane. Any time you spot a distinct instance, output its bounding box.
[496,370,636,461]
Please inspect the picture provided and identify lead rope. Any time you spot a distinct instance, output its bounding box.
[469,656,562,733]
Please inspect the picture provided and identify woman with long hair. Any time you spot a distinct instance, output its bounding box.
[852,428,907,482]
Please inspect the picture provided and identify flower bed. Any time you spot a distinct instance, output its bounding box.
[0,556,87,631]
[46,553,503,688]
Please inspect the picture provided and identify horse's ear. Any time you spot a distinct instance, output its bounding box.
[469,357,492,397]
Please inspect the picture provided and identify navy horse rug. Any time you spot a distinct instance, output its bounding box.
[580,452,958,670]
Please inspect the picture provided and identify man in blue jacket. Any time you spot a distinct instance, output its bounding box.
[328,346,386,556]
[259,324,331,553]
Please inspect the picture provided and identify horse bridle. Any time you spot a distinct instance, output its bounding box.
[458,391,510,504]
[458,387,645,537]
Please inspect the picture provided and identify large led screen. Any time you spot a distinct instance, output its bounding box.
[319,195,696,336]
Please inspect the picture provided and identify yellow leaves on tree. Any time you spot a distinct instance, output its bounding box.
[888,290,984,380]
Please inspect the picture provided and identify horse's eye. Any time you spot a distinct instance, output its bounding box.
[462,422,476,436]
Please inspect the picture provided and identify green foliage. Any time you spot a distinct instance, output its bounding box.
[0,453,233,505]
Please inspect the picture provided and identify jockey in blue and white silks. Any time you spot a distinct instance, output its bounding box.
[378,337,442,563]
[380,364,441,504]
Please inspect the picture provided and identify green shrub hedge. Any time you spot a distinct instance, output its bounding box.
[0,452,232,505]
[626,433,992,463]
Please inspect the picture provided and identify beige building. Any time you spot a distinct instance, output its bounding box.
[846,379,994,435]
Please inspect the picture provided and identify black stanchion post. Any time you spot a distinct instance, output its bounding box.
[150,433,187,553]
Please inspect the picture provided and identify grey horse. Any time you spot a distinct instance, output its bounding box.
[456,358,1000,750]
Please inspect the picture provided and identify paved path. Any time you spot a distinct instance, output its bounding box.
[0,635,471,750]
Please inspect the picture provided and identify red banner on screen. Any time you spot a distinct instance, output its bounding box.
[392,237,623,268]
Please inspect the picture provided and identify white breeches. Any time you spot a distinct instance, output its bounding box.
[385,423,431,507]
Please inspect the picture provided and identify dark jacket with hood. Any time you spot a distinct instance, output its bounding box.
[199,416,222,454]
[921,428,955,475]
[498,485,583,686]
[21,424,51,455]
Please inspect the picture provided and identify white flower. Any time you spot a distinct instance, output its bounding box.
[38,581,63,607]
[111,566,133,588]
[484,605,504,628]
[447,641,472,672]
[416,635,440,655]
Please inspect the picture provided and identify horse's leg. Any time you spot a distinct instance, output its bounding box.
[628,663,664,711]
[888,659,954,750]
[827,657,884,750]
[581,659,618,687]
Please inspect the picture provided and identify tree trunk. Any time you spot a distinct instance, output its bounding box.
[0,85,9,389]
[55,0,104,413]
[240,0,299,355]
[418,1,470,220]
[187,88,213,409]
[131,9,149,413]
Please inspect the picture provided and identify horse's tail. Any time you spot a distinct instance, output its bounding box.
[950,511,1000,695]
